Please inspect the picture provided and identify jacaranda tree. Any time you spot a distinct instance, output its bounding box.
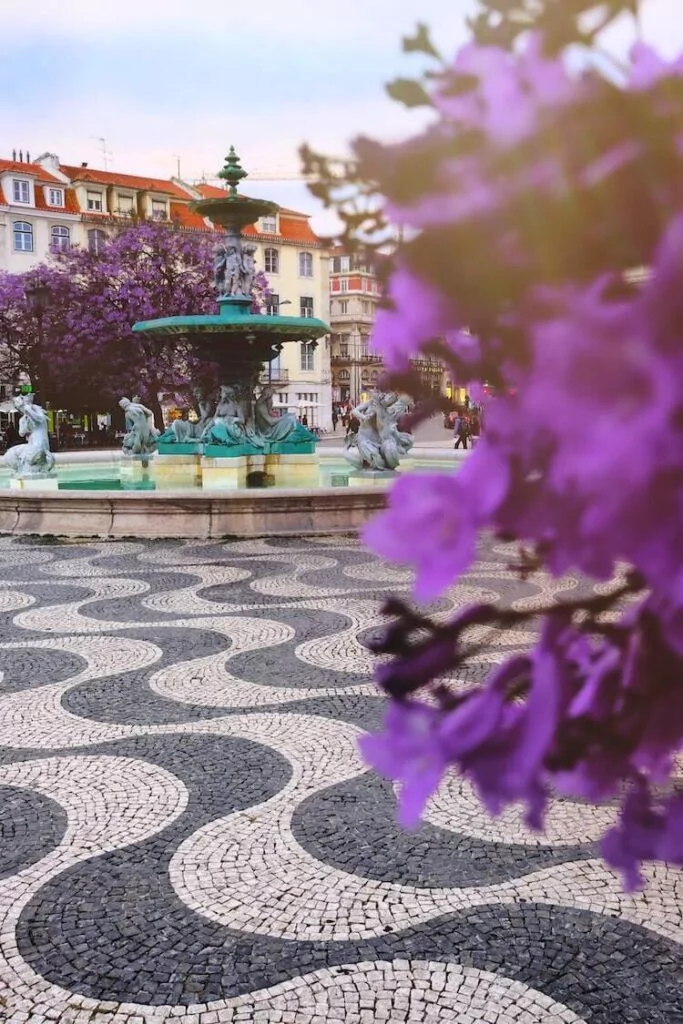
[303,0,683,888]
[0,220,269,425]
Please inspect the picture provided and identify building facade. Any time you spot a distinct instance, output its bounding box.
[329,247,445,405]
[0,151,332,428]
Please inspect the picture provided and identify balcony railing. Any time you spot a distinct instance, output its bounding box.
[259,368,290,383]
[331,353,383,365]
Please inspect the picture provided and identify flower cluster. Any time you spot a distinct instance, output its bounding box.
[337,3,683,888]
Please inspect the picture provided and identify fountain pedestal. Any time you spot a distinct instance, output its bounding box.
[265,453,319,489]
[154,452,202,488]
[201,454,250,490]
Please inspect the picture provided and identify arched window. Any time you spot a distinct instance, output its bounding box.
[264,247,279,274]
[51,225,70,252]
[88,229,107,255]
[338,370,350,381]
[13,221,33,252]
[299,251,313,278]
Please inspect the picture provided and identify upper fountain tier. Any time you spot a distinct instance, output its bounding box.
[190,145,279,231]
[132,147,329,377]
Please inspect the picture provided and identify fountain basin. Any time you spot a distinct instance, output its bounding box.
[0,449,464,539]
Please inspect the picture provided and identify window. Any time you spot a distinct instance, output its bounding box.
[299,251,313,277]
[300,296,314,318]
[12,179,30,204]
[264,247,279,274]
[51,225,70,251]
[88,228,107,255]
[362,300,372,315]
[117,194,134,215]
[332,255,350,273]
[340,278,348,292]
[338,370,350,381]
[87,190,103,212]
[277,393,289,406]
[261,215,277,233]
[300,342,315,372]
[151,198,167,220]
[13,221,33,252]
[339,299,349,315]
[47,187,63,207]
[265,293,280,316]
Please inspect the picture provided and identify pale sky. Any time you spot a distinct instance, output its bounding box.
[1,0,681,233]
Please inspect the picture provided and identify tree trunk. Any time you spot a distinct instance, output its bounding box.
[148,391,165,432]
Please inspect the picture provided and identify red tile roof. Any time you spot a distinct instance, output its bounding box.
[60,164,190,199]
[193,183,321,243]
[169,202,212,231]
[0,159,64,185]
[33,185,80,214]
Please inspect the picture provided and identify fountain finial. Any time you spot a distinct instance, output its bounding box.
[217,146,248,197]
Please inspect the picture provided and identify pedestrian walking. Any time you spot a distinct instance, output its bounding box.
[453,412,469,449]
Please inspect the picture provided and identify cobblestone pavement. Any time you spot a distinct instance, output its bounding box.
[0,534,680,1024]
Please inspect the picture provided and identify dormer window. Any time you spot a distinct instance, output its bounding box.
[12,179,31,204]
[117,194,135,216]
[47,187,64,207]
[87,190,103,212]
[151,198,167,220]
[261,215,277,233]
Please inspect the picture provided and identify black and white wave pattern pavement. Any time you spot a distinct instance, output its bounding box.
[0,534,680,1024]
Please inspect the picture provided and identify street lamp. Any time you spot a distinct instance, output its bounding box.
[24,279,52,401]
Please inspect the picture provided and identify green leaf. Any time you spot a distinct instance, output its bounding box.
[386,78,433,108]
[402,22,441,59]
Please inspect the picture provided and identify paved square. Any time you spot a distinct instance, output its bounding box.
[0,535,680,1023]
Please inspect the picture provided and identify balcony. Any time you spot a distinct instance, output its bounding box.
[259,367,290,384]
[410,357,443,373]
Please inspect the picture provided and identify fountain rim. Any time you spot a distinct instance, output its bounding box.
[131,312,330,337]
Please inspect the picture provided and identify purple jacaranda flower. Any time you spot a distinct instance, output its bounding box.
[359,700,448,828]
[363,472,477,601]
[370,265,456,368]
[628,41,683,90]
[364,443,509,602]
[433,34,578,147]
[602,782,683,890]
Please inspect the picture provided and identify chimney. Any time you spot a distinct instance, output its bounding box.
[18,149,23,162]
[35,153,61,172]
[12,149,16,161]
[81,161,88,168]
[26,150,30,163]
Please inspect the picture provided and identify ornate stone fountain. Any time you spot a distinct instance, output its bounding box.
[132,147,329,489]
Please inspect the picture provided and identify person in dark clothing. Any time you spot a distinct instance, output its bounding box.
[453,413,469,449]
[3,422,20,449]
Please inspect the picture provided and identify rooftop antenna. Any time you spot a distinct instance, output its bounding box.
[92,136,113,170]
[173,154,181,179]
